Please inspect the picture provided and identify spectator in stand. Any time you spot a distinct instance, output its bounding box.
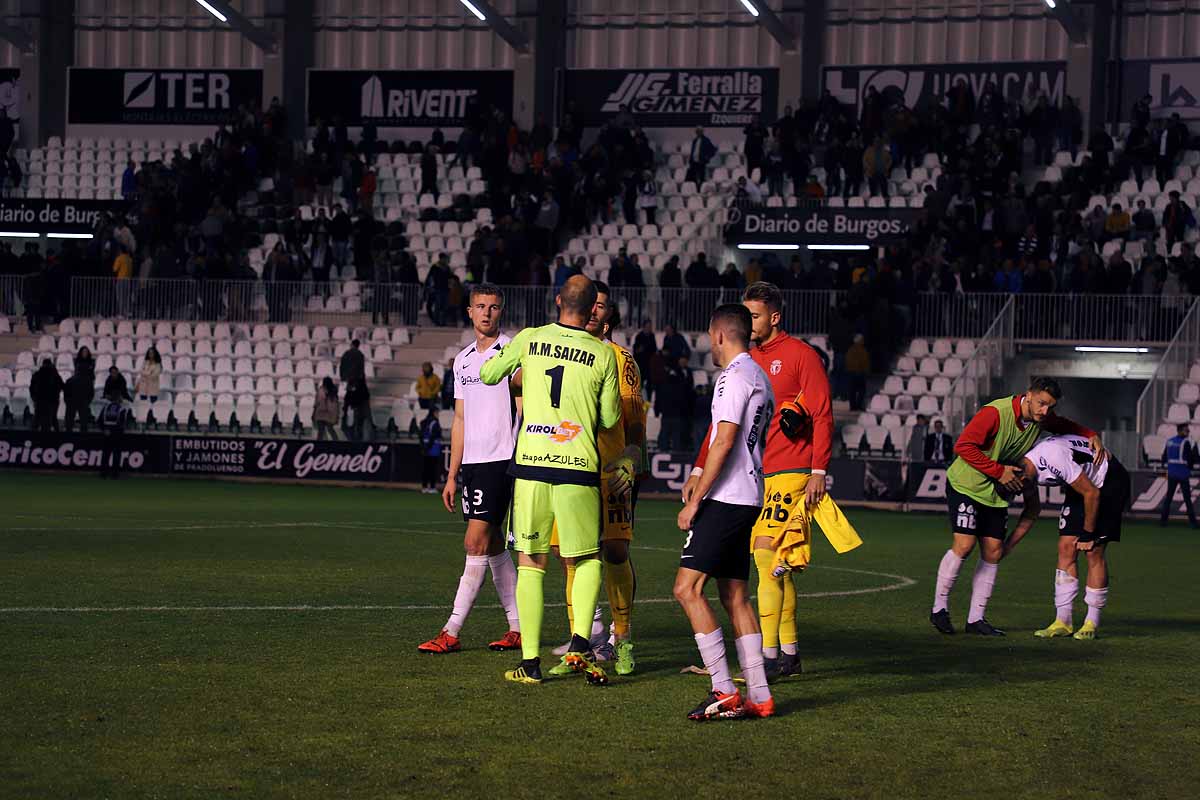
[863,136,893,198]
[121,160,138,202]
[421,145,440,199]
[103,366,132,403]
[416,362,442,410]
[1163,191,1194,250]
[314,377,340,440]
[803,174,826,199]
[533,190,560,259]
[908,414,929,463]
[343,377,372,441]
[734,175,764,206]
[339,339,365,385]
[685,252,719,289]
[425,254,450,325]
[1058,96,1083,158]
[655,352,694,451]
[134,347,162,402]
[1132,199,1157,241]
[637,171,658,226]
[845,333,870,411]
[662,323,692,364]
[925,419,952,465]
[686,126,717,186]
[329,205,352,270]
[30,358,64,432]
[359,167,377,212]
[112,243,134,317]
[419,405,444,494]
[341,152,364,211]
[97,385,131,480]
[315,152,335,208]
[842,133,865,199]
[720,262,745,291]
[632,319,658,396]
[744,116,768,176]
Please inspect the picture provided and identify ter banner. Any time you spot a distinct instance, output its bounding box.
[823,61,1066,114]
[171,437,394,482]
[0,431,170,474]
[563,68,779,128]
[724,205,922,247]
[68,68,264,126]
[1119,59,1200,121]
[0,198,123,234]
[306,70,514,128]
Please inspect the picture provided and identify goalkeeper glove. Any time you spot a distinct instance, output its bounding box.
[779,398,810,440]
[604,455,636,501]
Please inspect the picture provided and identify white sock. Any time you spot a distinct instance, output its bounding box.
[1084,586,1108,627]
[781,642,797,656]
[735,633,772,705]
[762,645,779,659]
[591,605,605,638]
[488,553,520,632]
[933,549,965,613]
[444,555,488,637]
[966,560,999,624]
[695,628,736,695]
[1054,569,1078,627]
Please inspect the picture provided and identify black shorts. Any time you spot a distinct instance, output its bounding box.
[1059,458,1130,543]
[680,500,759,581]
[459,460,514,524]
[946,484,1009,540]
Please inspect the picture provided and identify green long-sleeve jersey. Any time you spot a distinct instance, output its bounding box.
[480,322,621,486]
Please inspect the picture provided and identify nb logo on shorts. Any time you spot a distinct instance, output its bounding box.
[956,501,977,531]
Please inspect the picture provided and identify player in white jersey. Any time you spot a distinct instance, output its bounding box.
[418,284,523,654]
[1019,435,1130,640]
[674,304,776,721]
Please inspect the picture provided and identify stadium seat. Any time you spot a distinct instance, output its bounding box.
[880,375,904,396]
[918,357,941,377]
[917,396,940,415]
[895,356,917,376]
[893,394,915,413]
[1143,435,1168,464]
[864,427,890,453]
[1177,383,1200,405]
[868,394,891,415]
[842,424,865,453]
[1166,403,1190,424]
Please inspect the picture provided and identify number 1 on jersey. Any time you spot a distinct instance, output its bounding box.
[545,365,564,408]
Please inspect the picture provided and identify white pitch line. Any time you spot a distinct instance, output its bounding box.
[0,566,916,614]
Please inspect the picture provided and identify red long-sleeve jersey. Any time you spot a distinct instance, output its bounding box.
[694,332,833,475]
[954,395,1095,479]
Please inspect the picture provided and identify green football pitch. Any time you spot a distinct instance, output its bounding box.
[2,473,1198,800]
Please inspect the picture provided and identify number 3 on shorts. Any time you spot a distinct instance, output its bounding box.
[683,530,694,550]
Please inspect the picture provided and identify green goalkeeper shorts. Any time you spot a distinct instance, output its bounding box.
[510,479,601,558]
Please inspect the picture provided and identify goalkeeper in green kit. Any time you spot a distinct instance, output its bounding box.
[480,276,631,685]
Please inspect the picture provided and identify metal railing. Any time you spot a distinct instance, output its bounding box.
[1136,298,1200,446]
[1014,293,1187,344]
[68,277,422,327]
[0,275,30,319]
[59,277,1198,349]
[944,296,1016,435]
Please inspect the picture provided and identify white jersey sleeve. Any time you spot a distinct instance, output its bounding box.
[1027,435,1107,489]
[705,352,773,508]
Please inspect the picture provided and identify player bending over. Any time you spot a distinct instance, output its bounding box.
[547,284,645,677]
[1021,435,1130,640]
[480,275,627,685]
[419,284,521,654]
[674,304,775,721]
[930,377,1101,636]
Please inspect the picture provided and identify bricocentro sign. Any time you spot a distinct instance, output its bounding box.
[725,205,922,247]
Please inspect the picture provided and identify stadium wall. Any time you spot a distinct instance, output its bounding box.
[1,431,1193,519]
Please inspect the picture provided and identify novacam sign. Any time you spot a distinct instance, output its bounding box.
[565,68,779,128]
[822,62,1066,114]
